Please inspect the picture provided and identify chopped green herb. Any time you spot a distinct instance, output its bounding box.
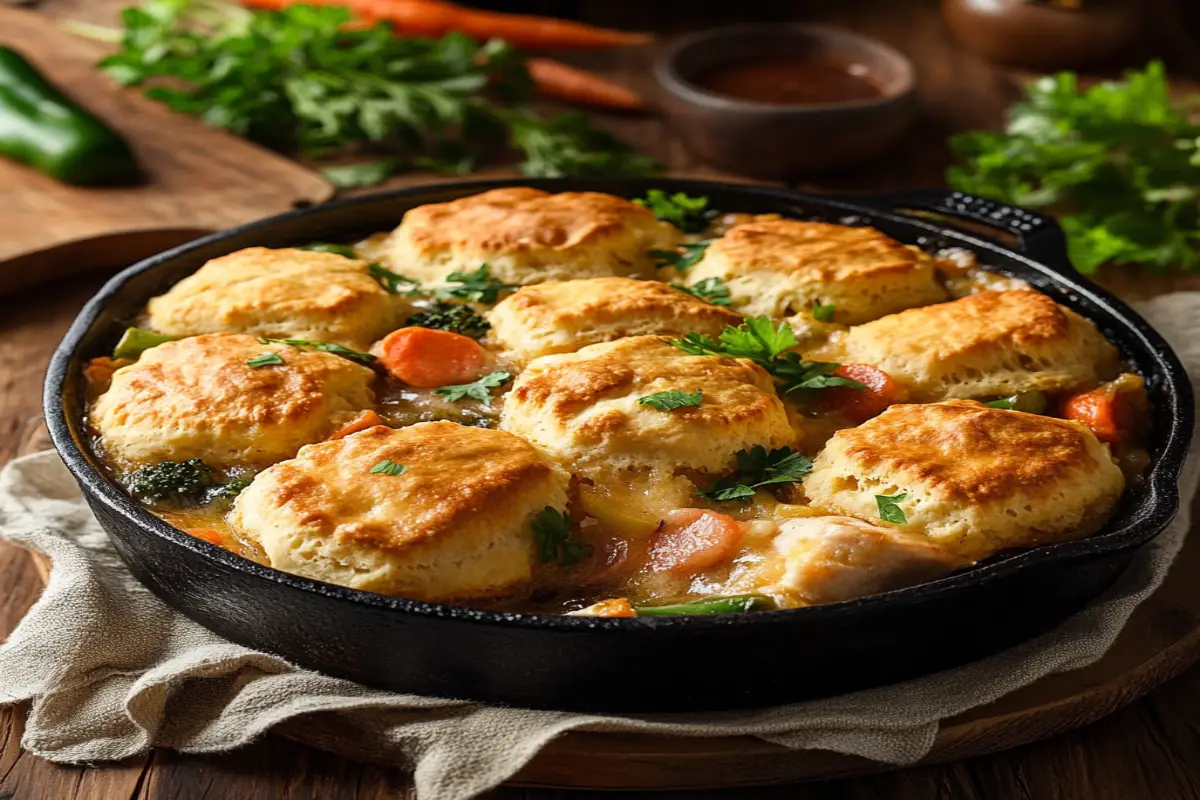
[257,337,376,365]
[699,446,813,502]
[666,316,865,396]
[635,594,775,616]
[651,241,710,272]
[634,190,719,234]
[405,303,490,339]
[532,507,592,566]
[433,371,512,405]
[876,493,909,524]
[434,264,516,304]
[672,276,731,306]
[370,459,408,476]
[112,327,178,360]
[320,159,401,189]
[298,242,357,259]
[246,351,284,368]
[638,389,703,411]
[948,61,1200,273]
[811,300,836,322]
[369,263,422,296]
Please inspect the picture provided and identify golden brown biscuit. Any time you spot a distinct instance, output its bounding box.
[487,277,743,365]
[230,422,570,601]
[145,247,400,350]
[804,400,1125,559]
[384,188,679,286]
[835,290,1120,402]
[91,333,376,472]
[499,335,795,478]
[685,220,947,325]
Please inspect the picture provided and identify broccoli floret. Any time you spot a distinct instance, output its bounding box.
[129,459,214,504]
[206,476,251,503]
[405,303,490,339]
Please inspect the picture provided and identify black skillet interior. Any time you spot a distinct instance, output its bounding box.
[44,179,1194,712]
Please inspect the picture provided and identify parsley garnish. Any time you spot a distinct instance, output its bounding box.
[406,303,490,339]
[638,389,702,411]
[876,493,909,524]
[672,277,731,306]
[811,300,836,322]
[699,446,813,502]
[948,61,1200,273]
[532,507,591,566]
[246,352,284,368]
[635,190,719,233]
[298,242,357,259]
[433,372,511,406]
[257,338,376,365]
[95,7,657,181]
[369,263,422,296]
[666,317,865,396]
[321,159,401,189]
[651,241,710,272]
[434,264,516,304]
[370,459,408,476]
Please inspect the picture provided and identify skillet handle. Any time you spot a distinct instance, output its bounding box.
[853,188,1074,275]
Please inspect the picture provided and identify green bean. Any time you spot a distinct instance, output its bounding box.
[634,594,775,617]
[112,327,179,360]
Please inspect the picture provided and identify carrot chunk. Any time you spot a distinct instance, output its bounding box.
[648,509,744,574]
[374,327,489,388]
[326,410,386,440]
[187,528,226,546]
[821,364,900,422]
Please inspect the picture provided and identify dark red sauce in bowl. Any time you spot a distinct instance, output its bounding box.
[693,54,883,106]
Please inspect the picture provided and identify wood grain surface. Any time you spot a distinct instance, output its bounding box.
[3,1,1200,799]
[0,7,334,293]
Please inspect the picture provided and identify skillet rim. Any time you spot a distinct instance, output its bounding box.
[42,177,1195,632]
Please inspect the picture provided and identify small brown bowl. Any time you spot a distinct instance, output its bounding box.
[655,25,917,179]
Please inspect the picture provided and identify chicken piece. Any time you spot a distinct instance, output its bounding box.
[768,516,970,605]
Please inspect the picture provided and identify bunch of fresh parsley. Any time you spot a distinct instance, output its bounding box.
[95,0,660,183]
[948,61,1200,273]
[667,317,864,396]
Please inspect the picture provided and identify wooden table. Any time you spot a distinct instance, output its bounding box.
[4,1,1200,798]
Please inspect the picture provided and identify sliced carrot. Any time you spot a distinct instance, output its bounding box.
[821,364,900,422]
[1061,374,1149,445]
[82,356,131,396]
[526,58,645,110]
[374,327,489,388]
[648,509,744,574]
[590,598,637,617]
[188,528,226,546]
[240,0,652,49]
[327,410,386,440]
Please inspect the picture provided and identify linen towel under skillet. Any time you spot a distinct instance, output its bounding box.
[0,294,1198,800]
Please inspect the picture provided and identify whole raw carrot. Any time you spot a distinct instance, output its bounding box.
[526,57,645,110]
[240,0,652,49]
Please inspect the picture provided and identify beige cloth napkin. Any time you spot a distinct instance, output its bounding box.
[2,293,1199,800]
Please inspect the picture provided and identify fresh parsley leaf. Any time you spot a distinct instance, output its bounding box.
[698,446,813,502]
[651,241,710,272]
[98,5,654,180]
[671,276,731,306]
[665,317,864,397]
[876,493,909,524]
[635,189,719,233]
[406,303,490,339]
[321,159,401,189]
[638,389,702,411]
[433,371,511,405]
[257,337,376,365]
[434,264,516,303]
[532,507,592,566]
[811,300,836,322]
[505,110,662,178]
[369,263,422,296]
[948,61,1200,273]
[299,242,357,259]
[246,351,284,368]
[370,459,408,476]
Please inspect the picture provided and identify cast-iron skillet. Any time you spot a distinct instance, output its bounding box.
[44,179,1194,712]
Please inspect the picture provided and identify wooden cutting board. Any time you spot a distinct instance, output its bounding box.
[0,8,334,294]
